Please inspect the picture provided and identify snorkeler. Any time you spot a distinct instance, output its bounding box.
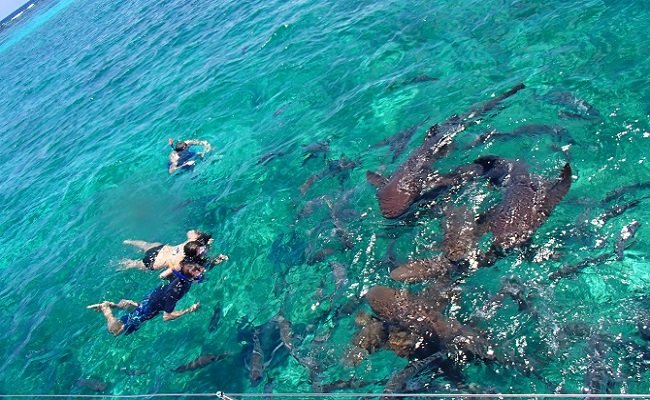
[87,259,205,335]
[121,230,227,279]
[168,137,212,174]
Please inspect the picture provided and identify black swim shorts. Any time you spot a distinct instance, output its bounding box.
[142,245,165,270]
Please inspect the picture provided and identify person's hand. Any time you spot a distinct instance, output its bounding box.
[185,160,196,166]
[218,254,229,261]
[168,138,174,145]
[188,303,200,313]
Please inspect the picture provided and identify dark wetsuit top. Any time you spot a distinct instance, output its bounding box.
[119,274,193,335]
[168,149,197,171]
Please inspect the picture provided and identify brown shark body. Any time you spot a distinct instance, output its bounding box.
[475,156,572,252]
[365,286,493,360]
[368,83,525,219]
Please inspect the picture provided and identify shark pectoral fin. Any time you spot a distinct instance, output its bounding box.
[366,171,388,189]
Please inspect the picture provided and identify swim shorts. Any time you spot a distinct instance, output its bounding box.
[142,245,165,270]
[119,299,157,335]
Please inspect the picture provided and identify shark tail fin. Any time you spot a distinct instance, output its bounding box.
[366,171,388,189]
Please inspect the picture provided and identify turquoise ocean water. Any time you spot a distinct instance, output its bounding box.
[0,0,649,396]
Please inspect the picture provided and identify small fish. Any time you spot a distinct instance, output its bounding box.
[300,156,360,194]
[275,315,294,353]
[545,90,601,120]
[208,304,222,332]
[596,199,641,225]
[172,198,194,211]
[273,102,292,117]
[469,124,570,148]
[248,330,265,386]
[603,182,650,203]
[301,140,330,165]
[329,261,348,292]
[76,378,108,392]
[548,253,611,281]
[173,353,227,373]
[375,238,398,270]
[274,315,319,378]
[615,220,640,260]
[257,150,287,165]
[247,330,285,387]
[405,74,438,85]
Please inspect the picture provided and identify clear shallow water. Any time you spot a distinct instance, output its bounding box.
[0,0,649,396]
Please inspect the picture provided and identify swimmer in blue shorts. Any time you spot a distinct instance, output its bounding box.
[87,260,205,335]
[168,138,212,174]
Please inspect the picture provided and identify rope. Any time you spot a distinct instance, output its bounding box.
[2,393,650,399]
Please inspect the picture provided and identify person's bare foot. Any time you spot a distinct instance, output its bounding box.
[119,259,142,270]
[86,301,113,311]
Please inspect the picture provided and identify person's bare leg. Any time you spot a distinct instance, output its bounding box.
[115,299,138,309]
[87,301,125,336]
[123,240,162,251]
[87,299,137,309]
[186,230,199,241]
[119,259,147,270]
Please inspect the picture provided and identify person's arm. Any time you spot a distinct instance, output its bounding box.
[159,267,173,280]
[158,259,181,279]
[168,152,180,174]
[162,302,200,321]
[185,139,212,156]
[204,254,229,270]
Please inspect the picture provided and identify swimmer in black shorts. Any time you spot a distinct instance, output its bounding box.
[87,260,205,335]
[121,230,219,273]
